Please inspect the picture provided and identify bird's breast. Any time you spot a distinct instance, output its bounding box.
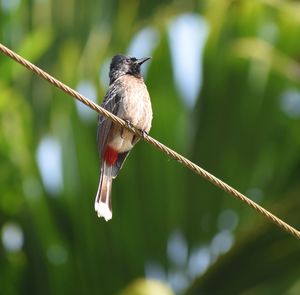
[118,75,153,132]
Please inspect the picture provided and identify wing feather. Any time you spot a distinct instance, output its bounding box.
[97,81,123,158]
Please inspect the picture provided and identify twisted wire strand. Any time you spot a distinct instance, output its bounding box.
[1,42,299,239]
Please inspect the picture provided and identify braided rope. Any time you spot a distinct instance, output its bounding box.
[1,42,299,239]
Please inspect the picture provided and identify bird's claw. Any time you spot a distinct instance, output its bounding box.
[124,119,133,129]
[121,120,133,138]
[123,120,148,139]
[141,130,148,139]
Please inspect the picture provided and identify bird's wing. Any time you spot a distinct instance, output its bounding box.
[97,82,122,158]
[111,151,129,178]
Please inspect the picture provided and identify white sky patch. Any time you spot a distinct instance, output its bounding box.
[218,209,239,231]
[127,27,160,76]
[2,222,24,252]
[210,230,234,261]
[1,0,20,13]
[75,80,98,122]
[128,27,159,58]
[99,27,159,88]
[168,14,209,108]
[258,21,278,44]
[167,230,188,267]
[36,136,63,196]
[187,246,211,279]
[99,58,111,88]
[167,270,189,294]
[145,260,167,282]
[280,89,300,119]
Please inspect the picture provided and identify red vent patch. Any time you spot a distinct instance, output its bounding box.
[104,146,118,166]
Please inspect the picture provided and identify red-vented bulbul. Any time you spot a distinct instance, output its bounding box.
[95,54,153,221]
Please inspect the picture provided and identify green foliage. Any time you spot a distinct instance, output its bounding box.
[1,0,300,294]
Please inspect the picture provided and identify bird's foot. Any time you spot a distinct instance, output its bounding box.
[121,119,133,138]
[140,129,148,139]
[124,119,133,129]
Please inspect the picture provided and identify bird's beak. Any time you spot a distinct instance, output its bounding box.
[136,57,151,65]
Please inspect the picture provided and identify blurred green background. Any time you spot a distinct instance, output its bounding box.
[1,0,300,294]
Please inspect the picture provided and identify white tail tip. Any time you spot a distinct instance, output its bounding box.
[95,201,112,221]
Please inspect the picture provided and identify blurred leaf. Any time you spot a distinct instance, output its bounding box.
[232,38,300,83]
[119,279,174,295]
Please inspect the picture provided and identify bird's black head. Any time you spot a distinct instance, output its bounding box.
[109,54,151,84]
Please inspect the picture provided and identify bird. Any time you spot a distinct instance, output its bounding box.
[95,54,153,221]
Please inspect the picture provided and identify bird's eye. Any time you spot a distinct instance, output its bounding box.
[131,58,137,62]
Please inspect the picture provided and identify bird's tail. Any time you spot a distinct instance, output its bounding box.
[95,163,113,221]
